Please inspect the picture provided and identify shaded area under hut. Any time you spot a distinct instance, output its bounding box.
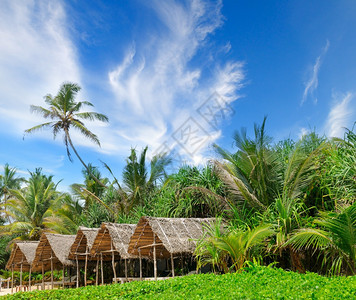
[127,217,216,280]
[32,233,76,290]
[90,223,136,283]
[6,241,39,293]
[68,227,99,287]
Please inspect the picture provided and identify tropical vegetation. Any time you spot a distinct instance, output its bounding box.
[3,266,356,299]
[1,82,355,292]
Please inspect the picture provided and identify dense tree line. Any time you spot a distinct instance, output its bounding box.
[0,82,354,276]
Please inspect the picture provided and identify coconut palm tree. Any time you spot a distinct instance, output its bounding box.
[0,164,25,222]
[287,203,356,275]
[104,146,171,214]
[195,222,274,272]
[24,82,109,187]
[0,169,65,240]
[213,117,279,212]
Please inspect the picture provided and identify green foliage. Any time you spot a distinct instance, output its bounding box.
[3,267,356,299]
[0,169,65,240]
[287,203,356,275]
[319,126,356,207]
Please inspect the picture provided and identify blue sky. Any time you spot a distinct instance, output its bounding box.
[0,0,355,191]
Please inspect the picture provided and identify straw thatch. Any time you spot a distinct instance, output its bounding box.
[127,217,216,258]
[32,233,76,271]
[6,241,39,271]
[68,227,99,260]
[90,223,136,260]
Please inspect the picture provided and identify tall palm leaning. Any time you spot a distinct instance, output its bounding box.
[24,82,109,187]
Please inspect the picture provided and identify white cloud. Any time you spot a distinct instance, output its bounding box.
[0,0,244,168]
[301,40,329,105]
[0,0,81,135]
[298,127,310,139]
[106,0,244,164]
[325,92,354,138]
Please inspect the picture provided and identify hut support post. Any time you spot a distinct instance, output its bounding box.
[20,262,23,291]
[153,234,157,281]
[95,258,99,286]
[171,254,175,278]
[125,259,128,279]
[100,254,104,285]
[111,242,117,283]
[139,250,142,281]
[50,252,54,290]
[11,264,13,294]
[41,262,44,290]
[29,267,32,292]
[62,266,65,289]
[181,255,184,275]
[76,256,79,288]
[84,254,88,286]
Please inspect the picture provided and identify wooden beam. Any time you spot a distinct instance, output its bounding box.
[20,261,23,291]
[62,266,65,289]
[29,267,32,292]
[95,258,99,286]
[139,250,142,281]
[111,240,117,282]
[153,234,157,281]
[50,252,54,290]
[138,243,164,249]
[76,255,79,288]
[100,253,104,285]
[171,253,175,278]
[11,264,13,294]
[42,262,44,290]
[124,259,128,279]
[84,253,88,286]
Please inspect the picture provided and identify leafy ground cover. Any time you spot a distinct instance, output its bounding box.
[3,267,356,300]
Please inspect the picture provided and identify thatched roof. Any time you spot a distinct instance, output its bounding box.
[6,241,39,271]
[90,223,136,260]
[68,227,99,260]
[127,217,216,258]
[32,233,76,271]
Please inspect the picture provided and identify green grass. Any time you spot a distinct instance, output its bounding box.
[2,267,356,299]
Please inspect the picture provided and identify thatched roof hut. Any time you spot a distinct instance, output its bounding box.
[68,227,99,260]
[6,241,39,271]
[127,217,216,258]
[32,233,76,271]
[90,223,136,260]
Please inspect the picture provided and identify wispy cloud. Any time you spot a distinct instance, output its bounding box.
[106,0,244,163]
[301,40,329,105]
[0,0,80,135]
[325,92,354,138]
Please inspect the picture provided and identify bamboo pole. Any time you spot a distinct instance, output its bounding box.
[124,259,128,279]
[181,254,184,275]
[29,267,32,292]
[11,264,13,294]
[153,234,157,281]
[139,250,142,281]
[95,258,99,286]
[20,261,23,291]
[76,255,79,288]
[101,253,104,285]
[171,253,175,278]
[111,242,117,282]
[62,266,65,289]
[42,262,44,290]
[50,252,54,290]
[84,253,88,286]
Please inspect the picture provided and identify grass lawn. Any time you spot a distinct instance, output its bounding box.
[2,267,356,299]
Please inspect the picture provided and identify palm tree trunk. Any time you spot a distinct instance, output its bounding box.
[65,130,107,188]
